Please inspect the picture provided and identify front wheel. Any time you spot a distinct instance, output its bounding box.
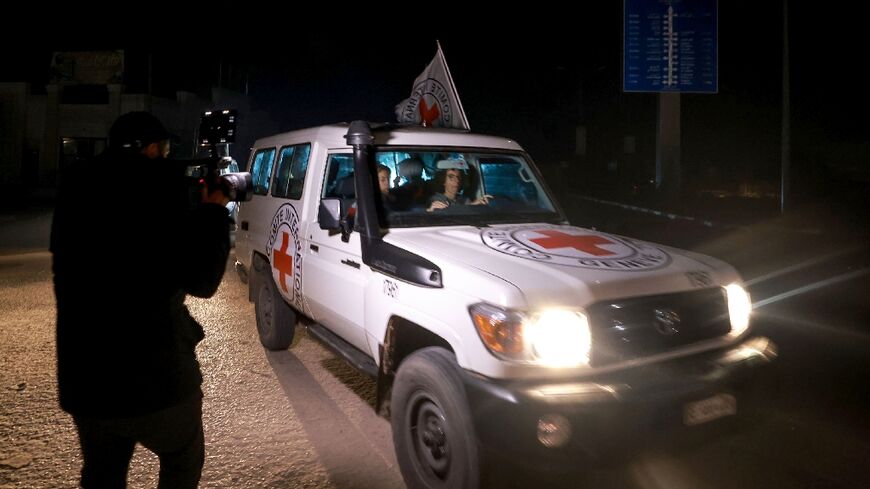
[391,348,482,489]
[254,270,296,350]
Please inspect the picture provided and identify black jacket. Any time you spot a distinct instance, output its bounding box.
[50,150,231,418]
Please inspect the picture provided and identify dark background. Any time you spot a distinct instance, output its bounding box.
[6,1,869,206]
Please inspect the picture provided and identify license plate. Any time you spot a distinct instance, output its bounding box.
[683,393,737,426]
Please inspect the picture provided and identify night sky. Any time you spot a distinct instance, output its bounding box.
[6,1,868,188]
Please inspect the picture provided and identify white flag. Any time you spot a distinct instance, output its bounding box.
[394,41,470,130]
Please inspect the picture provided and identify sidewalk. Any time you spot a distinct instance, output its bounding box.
[0,206,53,255]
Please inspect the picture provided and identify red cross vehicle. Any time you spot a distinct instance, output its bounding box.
[234,121,776,489]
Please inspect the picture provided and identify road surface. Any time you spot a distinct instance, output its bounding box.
[1,201,868,488]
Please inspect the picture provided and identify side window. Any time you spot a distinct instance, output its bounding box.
[272,143,311,200]
[322,154,355,199]
[250,148,277,195]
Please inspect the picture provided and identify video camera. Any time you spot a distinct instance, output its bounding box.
[185,109,253,203]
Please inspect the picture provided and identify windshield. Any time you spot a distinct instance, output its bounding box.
[322,148,564,228]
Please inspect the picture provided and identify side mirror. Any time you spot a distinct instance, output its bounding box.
[319,198,341,230]
[318,198,353,242]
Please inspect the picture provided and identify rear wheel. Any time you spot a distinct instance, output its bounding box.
[392,347,482,489]
[248,253,269,303]
[254,269,295,350]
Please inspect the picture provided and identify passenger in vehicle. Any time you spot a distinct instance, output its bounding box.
[377,164,398,211]
[427,167,492,211]
[394,157,425,186]
[393,157,429,209]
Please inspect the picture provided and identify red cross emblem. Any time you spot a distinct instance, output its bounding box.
[272,231,294,293]
[419,99,440,127]
[529,230,617,256]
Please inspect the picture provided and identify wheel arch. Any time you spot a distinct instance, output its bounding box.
[376,315,454,417]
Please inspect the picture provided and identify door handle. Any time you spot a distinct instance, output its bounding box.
[341,259,360,269]
[310,244,319,252]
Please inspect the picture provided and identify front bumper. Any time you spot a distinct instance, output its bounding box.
[462,336,776,463]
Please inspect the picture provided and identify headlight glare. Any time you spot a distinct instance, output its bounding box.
[469,304,591,366]
[528,310,591,367]
[725,283,751,337]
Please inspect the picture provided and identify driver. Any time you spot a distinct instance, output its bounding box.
[426,159,492,211]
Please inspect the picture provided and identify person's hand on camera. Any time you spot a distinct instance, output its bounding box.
[201,185,230,207]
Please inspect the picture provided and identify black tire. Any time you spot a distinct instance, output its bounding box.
[392,347,481,489]
[248,254,269,303]
[254,269,296,350]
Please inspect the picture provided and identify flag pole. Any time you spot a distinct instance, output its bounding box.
[436,40,470,131]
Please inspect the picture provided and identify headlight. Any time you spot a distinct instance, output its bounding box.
[725,283,751,337]
[469,304,591,367]
[527,310,591,366]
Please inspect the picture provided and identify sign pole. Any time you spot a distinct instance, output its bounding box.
[624,0,717,204]
[780,0,790,213]
[656,92,681,201]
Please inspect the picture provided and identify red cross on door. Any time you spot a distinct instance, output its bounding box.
[273,232,294,293]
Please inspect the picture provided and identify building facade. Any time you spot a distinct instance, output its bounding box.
[1,50,273,200]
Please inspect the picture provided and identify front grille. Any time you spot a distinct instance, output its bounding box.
[586,288,731,367]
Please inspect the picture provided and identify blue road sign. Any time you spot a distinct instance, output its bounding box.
[624,0,718,93]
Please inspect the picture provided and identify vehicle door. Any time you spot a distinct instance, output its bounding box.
[302,152,370,353]
[260,143,315,317]
[237,146,278,280]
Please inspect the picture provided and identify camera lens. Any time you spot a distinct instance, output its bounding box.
[220,172,253,202]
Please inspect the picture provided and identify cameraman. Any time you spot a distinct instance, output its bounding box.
[50,111,231,488]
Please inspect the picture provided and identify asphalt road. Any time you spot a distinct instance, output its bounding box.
[1,201,868,488]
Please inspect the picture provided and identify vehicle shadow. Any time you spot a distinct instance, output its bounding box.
[265,346,404,489]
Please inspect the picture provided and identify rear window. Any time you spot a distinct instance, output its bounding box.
[272,143,311,200]
[250,148,276,195]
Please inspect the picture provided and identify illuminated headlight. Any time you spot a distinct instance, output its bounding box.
[527,310,591,366]
[725,283,751,337]
[469,304,591,367]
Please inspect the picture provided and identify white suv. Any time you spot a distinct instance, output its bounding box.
[234,121,775,489]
